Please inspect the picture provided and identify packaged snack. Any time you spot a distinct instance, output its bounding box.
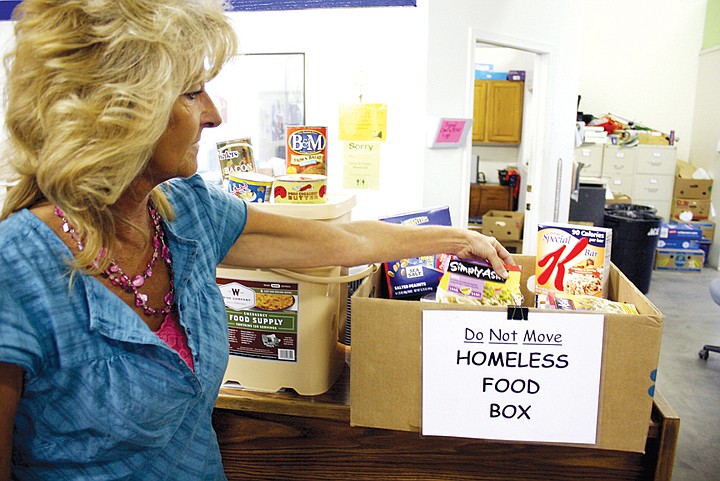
[380,206,452,300]
[436,258,523,306]
[537,291,638,314]
[535,223,612,298]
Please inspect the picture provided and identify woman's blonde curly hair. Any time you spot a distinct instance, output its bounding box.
[1,0,237,272]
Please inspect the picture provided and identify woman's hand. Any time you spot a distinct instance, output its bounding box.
[454,230,515,277]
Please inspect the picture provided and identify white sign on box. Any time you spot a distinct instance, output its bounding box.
[422,310,604,445]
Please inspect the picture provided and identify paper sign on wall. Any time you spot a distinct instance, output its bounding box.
[422,310,603,445]
[338,104,387,142]
[426,117,473,148]
[343,141,380,190]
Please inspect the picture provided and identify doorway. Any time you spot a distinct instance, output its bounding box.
[468,31,552,251]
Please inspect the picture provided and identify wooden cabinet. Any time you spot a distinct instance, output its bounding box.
[472,80,524,144]
[213,367,680,481]
[469,183,513,219]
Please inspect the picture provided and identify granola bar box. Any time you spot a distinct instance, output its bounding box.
[379,206,452,300]
[535,223,613,298]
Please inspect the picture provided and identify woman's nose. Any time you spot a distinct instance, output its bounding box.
[202,93,222,128]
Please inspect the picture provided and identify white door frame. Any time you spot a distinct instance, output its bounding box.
[466,29,555,253]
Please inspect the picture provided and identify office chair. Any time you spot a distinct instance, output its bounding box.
[700,277,720,360]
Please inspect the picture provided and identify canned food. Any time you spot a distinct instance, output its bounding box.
[228,172,274,203]
[273,174,328,204]
[286,126,327,175]
[217,138,255,182]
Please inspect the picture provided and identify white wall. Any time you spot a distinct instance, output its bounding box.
[691,46,720,266]
[577,0,706,163]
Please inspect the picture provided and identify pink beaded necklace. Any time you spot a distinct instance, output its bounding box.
[53,200,175,319]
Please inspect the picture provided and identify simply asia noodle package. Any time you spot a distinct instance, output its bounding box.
[535,223,612,298]
[436,258,523,306]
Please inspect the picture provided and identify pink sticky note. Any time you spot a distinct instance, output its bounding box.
[435,120,467,143]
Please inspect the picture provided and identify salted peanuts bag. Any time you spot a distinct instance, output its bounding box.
[379,206,452,300]
[535,223,612,298]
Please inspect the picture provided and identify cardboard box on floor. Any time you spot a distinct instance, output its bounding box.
[481,210,524,241]
[349,255,664,453]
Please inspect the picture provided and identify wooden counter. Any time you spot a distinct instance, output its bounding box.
[213,364,679,481]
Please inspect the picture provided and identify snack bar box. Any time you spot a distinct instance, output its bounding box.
[657,222,703,250]
[670,218,715,242]
[350,255,663,453]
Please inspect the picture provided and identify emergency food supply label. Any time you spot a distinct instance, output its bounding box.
[217,278,299,362]
[422,309,603,445]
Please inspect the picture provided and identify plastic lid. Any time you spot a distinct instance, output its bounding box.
[605,210,662,222]
[251,192,356,220]
[605,203,657,214]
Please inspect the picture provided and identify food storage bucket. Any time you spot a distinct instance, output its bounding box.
[216,194,375,395]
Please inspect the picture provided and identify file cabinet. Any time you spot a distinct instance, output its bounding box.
[601,145,676,220]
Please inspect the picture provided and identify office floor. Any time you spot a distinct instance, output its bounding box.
[645,267,720,481]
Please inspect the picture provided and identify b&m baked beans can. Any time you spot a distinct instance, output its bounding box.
[286,126,327,175]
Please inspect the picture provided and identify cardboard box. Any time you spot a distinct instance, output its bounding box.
[654,248,705,272]
[507,70,526,81]
[637,132,669,146]
[674,160,713,199]
[475,70,508,80]
[670,218,715,242]
[700,241,711,265]
[607,193,632,205]
[673,178,712,199]
[657,222,703,249]
[350,255,663,453]
[657,238,701,250]
[502,239,523,254]
[481,210,524,241]
[671,198,711,220]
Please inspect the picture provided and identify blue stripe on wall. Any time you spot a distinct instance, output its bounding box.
[0,0,415,20]
[0,1,21,21]
[228,0,415,10]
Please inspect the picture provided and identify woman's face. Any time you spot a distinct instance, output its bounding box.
[145,85,222,183]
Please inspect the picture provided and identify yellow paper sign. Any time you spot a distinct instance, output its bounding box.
[338,104,387,142]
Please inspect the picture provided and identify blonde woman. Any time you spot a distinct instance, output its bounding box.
[0,1,513,479]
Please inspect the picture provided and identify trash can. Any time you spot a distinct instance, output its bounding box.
[603,206,663,294]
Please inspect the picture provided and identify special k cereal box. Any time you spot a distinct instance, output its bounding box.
[535,223,612,298]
